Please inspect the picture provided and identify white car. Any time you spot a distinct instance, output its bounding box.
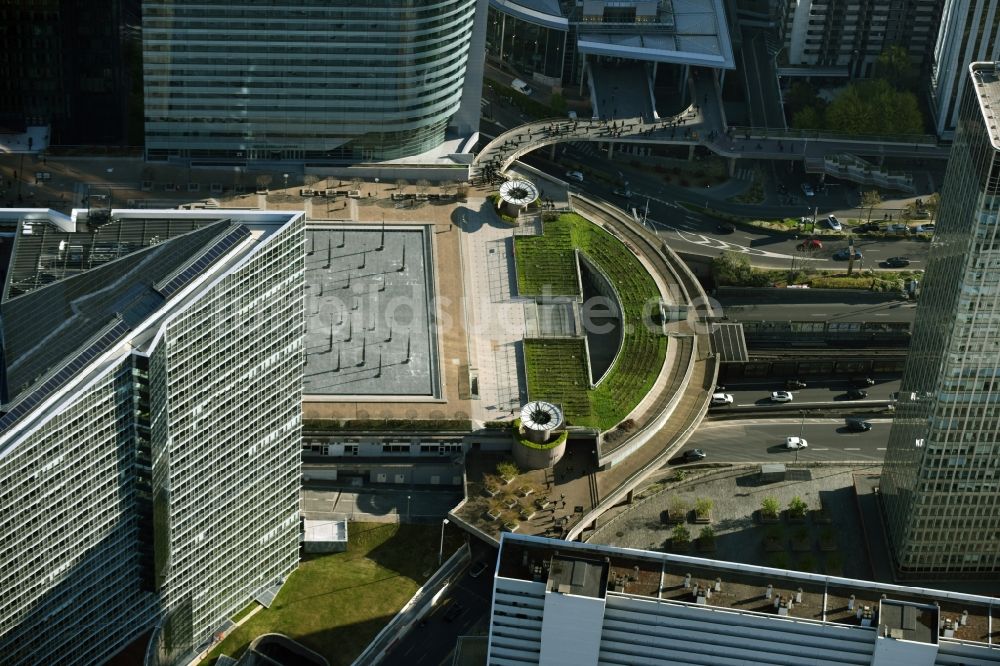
[826,215,842,231]
[710,392,734,406]
[785,436,808,450]
[565,171,584,183]
[771,391,793,403]
[801,183,815,197]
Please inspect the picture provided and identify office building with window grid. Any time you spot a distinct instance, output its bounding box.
[881,62,1000,578]
[930,0,1000,138]
[142,0,487,164]
[0,208,305,665]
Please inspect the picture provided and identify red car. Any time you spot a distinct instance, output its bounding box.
[797,239,822,251]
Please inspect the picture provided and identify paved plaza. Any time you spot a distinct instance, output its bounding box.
[303,227,438,397]
[589,464,881,581]
[459,201,530,420]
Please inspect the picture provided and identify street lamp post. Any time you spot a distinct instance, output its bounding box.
[283,173,289,190]
[406,494,411,523]
[374,177,379,199]
[438,518,450,565]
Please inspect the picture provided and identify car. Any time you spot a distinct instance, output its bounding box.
[470,560,490,578]
[801,183,815,197]
[565,170,584,182]
[852,376,876,386]
[847,419,872,432]
[885,223,909,234]
[682,448,707,462]
[714,385,726,392]
[443,601,466,622]
[833,248,863,260]
[846,388,868,400]
[826,215,842,231]
[883,256,911,268]
[710,392,734,406]
[785,379,807,390]
[612,187,631,197]
[855,222,880,233]
[915,224,935,233]
[797,239,822,251]
[716,222,736,234]
[785,436,808,450]
[771,391,793,403]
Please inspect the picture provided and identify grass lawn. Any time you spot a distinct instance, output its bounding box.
[516,213,667,430]
[201,522,463,666]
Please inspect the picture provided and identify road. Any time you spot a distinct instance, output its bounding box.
[381,544,497,666]
[712,376,901,407]
[682,417,890,463]
[505,143,932,269]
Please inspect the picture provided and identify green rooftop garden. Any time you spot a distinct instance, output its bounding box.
[515,213,667,430]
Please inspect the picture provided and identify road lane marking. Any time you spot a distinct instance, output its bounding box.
[812,448,829,451]
[844,447,861,451]
[876,447,887,450]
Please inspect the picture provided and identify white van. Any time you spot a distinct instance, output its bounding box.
[511,78,533,96]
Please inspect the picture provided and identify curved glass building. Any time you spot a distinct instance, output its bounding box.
[143,0,486,164]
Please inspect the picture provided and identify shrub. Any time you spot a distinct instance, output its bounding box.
[695,498,714,518]
[698,526,715,544]
[671,525,691,545]
[761,497,780,518]
[496,461,519,482]
[788,496,809,519]
[672,469,688,483]
[669,496,690,520]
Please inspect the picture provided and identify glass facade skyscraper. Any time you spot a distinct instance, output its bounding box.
[142,0,486,163]
[0,209,305,664]
[881,62,1000,577]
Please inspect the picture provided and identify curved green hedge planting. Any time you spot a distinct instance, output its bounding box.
[516,213,667,430]
[516,429,568,451]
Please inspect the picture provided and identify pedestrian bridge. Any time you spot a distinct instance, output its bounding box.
[472,77,949,188]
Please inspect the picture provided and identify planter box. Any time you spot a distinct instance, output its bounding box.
[763,537,785,553]
[502,521,519,532]
[485,510,501,522]
[757,511,780,524]
[661,509,686,525]
[693,512,712,524]
[785,511,808,524]
[820,539,838,552]
[812,510,833,525]
[696,539,716,553]
[483,486,499,498]
[792,538,812,552]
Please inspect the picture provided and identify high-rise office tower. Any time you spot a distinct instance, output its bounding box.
[142,0,488,164]
[778,0,940,78]
[0,0,142,145]
[930,0,1000,137]
[0,208,305,664]
[881,62,1000,578]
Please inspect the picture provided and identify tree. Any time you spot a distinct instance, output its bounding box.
[698,526,716,545]
[671,524,691,547]
[826,79,924,135]
[861,189,881,223]
[712,250,769,287]
[792,106,824,131]
[761,497,780,519]
[786,81,823,115]
[395,178,409,192]
[416,178,431,194]
[788,496,809,519]
[669,496,690,520]
[303,174,319,187]
[695,498,714,519]
[874,45,918,92]
[255,174,272,190]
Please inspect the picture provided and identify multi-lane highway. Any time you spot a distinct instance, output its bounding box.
[711,377,901,407]
[682,417,890,463]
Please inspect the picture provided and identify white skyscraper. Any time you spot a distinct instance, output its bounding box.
[0,208,305,664]
[930,0,1000,137]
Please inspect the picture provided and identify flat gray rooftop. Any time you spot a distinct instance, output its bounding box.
[303,227,439,397]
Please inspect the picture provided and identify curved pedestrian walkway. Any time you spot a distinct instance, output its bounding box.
[472,76,949,183]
